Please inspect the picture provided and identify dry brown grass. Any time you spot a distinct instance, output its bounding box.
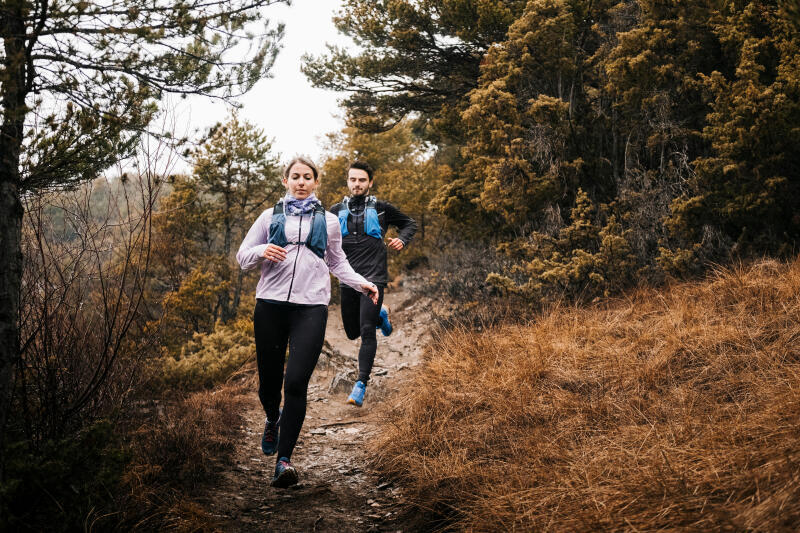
[119,373,252,531]
[372,259,800,531]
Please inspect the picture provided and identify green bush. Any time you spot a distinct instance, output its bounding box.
[488,189,640,302]
[161,316,254,390]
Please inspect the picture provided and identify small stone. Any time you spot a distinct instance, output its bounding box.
[329,371,357,394]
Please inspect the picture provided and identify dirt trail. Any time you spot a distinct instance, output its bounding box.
[201,282,431,532]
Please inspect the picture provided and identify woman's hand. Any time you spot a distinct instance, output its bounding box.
[262,243,287,262]
[363,283,379,305]
[386,238,404,251]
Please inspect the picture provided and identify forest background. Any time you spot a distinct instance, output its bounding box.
[1,0,799,530]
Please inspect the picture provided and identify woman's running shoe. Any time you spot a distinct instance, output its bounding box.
[376,305,392,336]
[347,380,366,407]
[271,457,299,488]
[261,412,280,456]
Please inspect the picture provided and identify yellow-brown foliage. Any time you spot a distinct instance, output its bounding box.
[372,259,800,531]
[161,316,254,390]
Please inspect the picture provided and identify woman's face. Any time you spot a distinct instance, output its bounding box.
[283,162,318,199]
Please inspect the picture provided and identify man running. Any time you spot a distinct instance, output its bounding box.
[330,160,417,407]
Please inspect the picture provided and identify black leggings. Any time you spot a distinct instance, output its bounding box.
[340,285,385,383]
[254,299,327,460]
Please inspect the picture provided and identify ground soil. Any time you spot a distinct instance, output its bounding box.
[199,281,432,532]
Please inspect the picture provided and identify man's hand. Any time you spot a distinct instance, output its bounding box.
[387,238,404,251]
[262,243,287,262]
[362,283,379,305]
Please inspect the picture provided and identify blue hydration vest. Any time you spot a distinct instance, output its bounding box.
[338,195,382,239]
[268,200,328,259]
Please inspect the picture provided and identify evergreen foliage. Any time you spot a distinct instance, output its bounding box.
[303,0,526,142]
[318,0,800,303]
[161,317,255,391]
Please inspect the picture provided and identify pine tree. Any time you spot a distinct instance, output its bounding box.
[151,114,283,347]
[303,0,526,142]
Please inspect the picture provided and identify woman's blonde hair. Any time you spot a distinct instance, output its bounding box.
[284,156,319,180]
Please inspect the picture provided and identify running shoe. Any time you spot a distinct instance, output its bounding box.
[261,412,280,456]
[377,305,392,337]
[347,380,366,407]
[271,457,299,488]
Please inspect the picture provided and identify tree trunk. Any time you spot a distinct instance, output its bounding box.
[0,2,29,478]
[232,268,245,318]
[0,164,23,475]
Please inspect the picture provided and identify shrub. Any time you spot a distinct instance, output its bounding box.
[161,316,254,390]
[424,239,514,302]
[488,189,641,303]
[120,386,249,530]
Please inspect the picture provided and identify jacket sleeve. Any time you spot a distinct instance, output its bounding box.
[236,209,272,271]
[324,213,372,293]
[383,201,417,245]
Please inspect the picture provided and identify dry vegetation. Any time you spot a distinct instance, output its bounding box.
[118,370,255,531]
[372,259,800,531]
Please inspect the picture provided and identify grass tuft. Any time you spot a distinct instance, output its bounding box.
[371,258,800,531]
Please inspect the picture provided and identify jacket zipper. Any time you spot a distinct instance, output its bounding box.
[285,215,302,301]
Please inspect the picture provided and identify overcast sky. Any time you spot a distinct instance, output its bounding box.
[174,0,351,167]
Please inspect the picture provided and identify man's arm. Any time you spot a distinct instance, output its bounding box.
[382,201,417,246]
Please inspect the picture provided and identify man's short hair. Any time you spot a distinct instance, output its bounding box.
[349,160,374,182]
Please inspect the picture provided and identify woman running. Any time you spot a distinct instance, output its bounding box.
[237,156,378,488]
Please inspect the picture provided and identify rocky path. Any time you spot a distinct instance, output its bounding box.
[201,284,431,532]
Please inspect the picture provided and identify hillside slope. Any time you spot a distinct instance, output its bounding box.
[372,259,800,531]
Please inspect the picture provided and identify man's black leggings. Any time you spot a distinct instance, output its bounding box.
[254,299,327,461]
[340,284,385,383]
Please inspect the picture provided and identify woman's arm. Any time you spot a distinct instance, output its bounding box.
[236,209,272,271]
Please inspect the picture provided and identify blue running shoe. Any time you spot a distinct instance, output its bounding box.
[377,305,392,337]
[271,456,298,488]
[347,380,366,407]
[261,411,280,456]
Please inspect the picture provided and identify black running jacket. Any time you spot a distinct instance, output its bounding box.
[329,196,417,286]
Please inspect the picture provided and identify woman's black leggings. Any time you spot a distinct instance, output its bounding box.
[254,299,327,461]
[340,285,385,383]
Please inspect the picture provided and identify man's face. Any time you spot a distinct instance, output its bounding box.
[347,168,372,197]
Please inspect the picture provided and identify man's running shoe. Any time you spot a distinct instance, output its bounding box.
[347,380,366,407]
[261,412,280,456]
[377,305,392,337]
[271,457,298,488]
